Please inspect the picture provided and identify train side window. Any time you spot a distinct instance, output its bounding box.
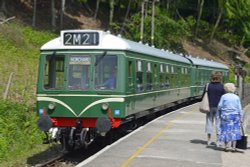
[160,64,164,73]
[170,65,175,73]
[44,55,65,90]
[166,65,169,73]
[136,60,144,92]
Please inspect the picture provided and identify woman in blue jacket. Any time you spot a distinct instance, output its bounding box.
[218,83,243,152]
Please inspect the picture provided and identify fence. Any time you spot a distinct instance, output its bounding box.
[1,72,36,105]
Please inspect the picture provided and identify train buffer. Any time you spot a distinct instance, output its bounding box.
[76,103,250,167]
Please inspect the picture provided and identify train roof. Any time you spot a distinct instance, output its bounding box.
[41,30,190,64]
[187,56,229,70]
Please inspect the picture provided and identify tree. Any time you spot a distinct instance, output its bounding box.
[51,0,56,31]
[94,0,101,19]
[0,0,8,18]
[32,0,37,27]
[109,0,115,26]
[209,0,225,43]
[194,0,204,38]
[60,0,66,30]
[119,0,132,35]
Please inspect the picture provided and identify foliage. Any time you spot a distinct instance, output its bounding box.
[0,22,56,165]
[0,1,250,164]
[244,64,250,83]
[118,7,194,51]
[224,0,250,47]
[22,26,56,47]
[228,67,236,83]
[0,23,56,104]
[0,99,43,163]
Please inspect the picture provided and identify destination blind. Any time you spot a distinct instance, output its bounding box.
[63,32,99,46]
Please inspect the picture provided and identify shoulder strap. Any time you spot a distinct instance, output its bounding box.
[205,83,209,92]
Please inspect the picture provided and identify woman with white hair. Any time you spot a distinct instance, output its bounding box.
[217,83,243,152]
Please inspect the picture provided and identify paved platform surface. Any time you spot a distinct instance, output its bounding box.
[76,103,250,167]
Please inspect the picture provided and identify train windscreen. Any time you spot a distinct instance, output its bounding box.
[95,54,117,90]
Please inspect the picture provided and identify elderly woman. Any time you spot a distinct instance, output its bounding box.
[218,83,243,152]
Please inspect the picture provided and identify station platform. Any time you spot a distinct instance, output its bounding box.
[76,103,250,167]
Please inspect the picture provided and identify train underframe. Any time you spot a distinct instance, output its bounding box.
[39,97,199,152]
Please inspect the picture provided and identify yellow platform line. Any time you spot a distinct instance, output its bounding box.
[121,107,197,167]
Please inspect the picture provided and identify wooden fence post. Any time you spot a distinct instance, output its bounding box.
[3,72,14,100]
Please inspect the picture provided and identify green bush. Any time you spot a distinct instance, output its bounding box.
[0,99,43,163]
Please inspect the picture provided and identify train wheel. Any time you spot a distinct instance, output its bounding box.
[64,137,75,152]
[51,136,75,153]
[51,136,67,153]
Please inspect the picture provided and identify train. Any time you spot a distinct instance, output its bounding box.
[36,29,229,151]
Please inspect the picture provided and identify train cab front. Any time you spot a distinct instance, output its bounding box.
[36,49,126,150]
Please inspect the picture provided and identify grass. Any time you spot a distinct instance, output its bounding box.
[0,22,56,166]
[0,22,56,104]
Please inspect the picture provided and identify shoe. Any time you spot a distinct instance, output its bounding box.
[224,147,229,152]
[231,148,237,152]
[216,141,222,147]
[207,140,212,146]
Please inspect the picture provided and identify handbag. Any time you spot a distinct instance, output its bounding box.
[199,83,210,113]
[236,124,248,149]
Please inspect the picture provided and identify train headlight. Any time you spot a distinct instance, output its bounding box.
[101,103,109,111]
[48,103,56,110]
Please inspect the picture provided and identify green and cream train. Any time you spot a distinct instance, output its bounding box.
[37,30,229,150]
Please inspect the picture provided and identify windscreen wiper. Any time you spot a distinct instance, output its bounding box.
[95,51,107,66]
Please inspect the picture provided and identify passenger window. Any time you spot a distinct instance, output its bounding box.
[166,65,169,73]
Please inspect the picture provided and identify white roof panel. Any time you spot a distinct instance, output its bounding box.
[187,56,228,70]
[41,30,190,64]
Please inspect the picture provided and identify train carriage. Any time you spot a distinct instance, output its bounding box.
[36,29,229,151]
[186,56,229,96]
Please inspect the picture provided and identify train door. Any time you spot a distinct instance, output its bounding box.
[159,64,165,89]
[190,67,197,97]
[153,63,158,103]
[127,59,135,93]
[136,60,144,92]
[146,62,153,91]
[165,65,170,88]
[170,65,176,88]
[153,64,159,90]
